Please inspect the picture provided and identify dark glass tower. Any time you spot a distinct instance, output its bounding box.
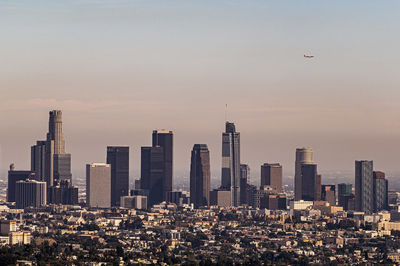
[221,121,240,206]
[301,164,318,201]
[152,130,173,201]
[190,144,211,208]
[141,146,164,206]
[107,146,130,207]
[355,160,373,214]
[240,164,250,205]
[373,171,388,212]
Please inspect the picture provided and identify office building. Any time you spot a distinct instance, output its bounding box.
[190,144,210,208]
[321,185,336,206]
[300,164,318,201]
[107,146,130,207]
[48,180,78,205]
[338,183,353,207]
[140,146,164,206]
[259,194,287,210]
[31,110,72,189]
[295,148,313,200]
[166,191,190,206]
[355,160,374,214]
[120,195,147,209]
[210,189,232,207]
[7,164,35,203]
[152,130,173,201]
[15,180,47,209]
[240,164,250,205]
[86,163,111,208]
[261,163,282,193]
[221,121,241,206]
[373,171,388,212]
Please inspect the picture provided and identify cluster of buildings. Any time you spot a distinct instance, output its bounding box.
[2,109,399,264]
[6,110,390,215]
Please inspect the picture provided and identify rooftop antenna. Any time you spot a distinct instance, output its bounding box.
[225,104,228,122]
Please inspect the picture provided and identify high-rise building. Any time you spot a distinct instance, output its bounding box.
[338,183,353,208]
[15,179,47,209]
[86,163,111,208]
[321,185,336,206]
[300,163,318,201]
[240,164,250,205]
[221,121,241,206]
[31,110,72,189]
[107,146,130,207]
[355,160,374,214]
[7,164,35,203]
[140,146,164,206]
[295,148,313,200]
[261,163,282,193]
[190,144,211,208]
[53,154,72,181]
[152,130,173,201]
[48,179,79,205]
[338,183,352,196]
[315,174,322,201]
[30,141,47,181]
[47,110,65,154]
[373,171,388,212]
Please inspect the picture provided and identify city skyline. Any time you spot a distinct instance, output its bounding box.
[2,1,400,180]
[1,110,398,184]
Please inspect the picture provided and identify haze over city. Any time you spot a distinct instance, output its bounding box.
[1,0,400,181]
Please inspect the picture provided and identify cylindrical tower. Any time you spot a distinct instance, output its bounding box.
[294,148,313,200]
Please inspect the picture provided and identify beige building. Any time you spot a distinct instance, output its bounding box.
[86,163,111,208]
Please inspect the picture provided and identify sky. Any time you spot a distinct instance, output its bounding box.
[1,0,400,184]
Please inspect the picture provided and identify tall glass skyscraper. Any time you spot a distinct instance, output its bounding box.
[221,121,240,206]
[190,144,210,208]
[355,160,373,214]
[107,146,129,207]
[152,130,173,201]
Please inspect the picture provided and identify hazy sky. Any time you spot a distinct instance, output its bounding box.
[1,0,400,183]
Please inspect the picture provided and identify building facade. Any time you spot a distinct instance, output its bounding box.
[152,130,173,201]
[7,165,35,203]
[295,148,313,200]
[190,144,211,208]
[140,146,164,206]
[239,164,250,205]
[86,163,111,208]
[300,163,318,201]
[355,160,374,214]
[261,163,282,193]
[321,185,336,206]
[373,171,388,212]
[221,122,240,206]
[15,179,47,209]
[107,146,130,207]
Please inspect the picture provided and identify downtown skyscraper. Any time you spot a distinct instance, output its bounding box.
[221,121,240,206]
[294,148,313,200]
[107,146,129,207]
[31,110,72,187]
[152,130,173,201]
[30,110,77,205]
[190,144,210,208]
[140,130,173,206]
[355,160,374,214]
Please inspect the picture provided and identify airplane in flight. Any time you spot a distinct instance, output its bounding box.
[304,54,314,58]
